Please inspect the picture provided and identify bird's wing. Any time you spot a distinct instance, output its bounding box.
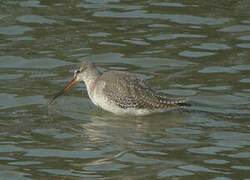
[101,71,188,109]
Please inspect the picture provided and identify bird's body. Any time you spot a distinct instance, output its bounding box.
[53,61,188,116]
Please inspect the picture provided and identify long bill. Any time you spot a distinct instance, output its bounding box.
[51,78,78,102]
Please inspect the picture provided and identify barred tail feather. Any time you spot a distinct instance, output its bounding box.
[160,97,190,107]
[170,97,190,107]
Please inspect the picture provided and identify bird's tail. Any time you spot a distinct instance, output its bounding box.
[156,95,190,108]
[167,97,190,106]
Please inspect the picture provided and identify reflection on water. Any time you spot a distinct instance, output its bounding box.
[0,0,250,179]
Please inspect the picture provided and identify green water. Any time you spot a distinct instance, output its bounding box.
[0,0,250,179]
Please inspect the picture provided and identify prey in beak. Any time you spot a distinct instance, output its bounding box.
[51,78,78,102]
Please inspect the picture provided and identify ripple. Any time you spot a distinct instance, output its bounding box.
[187,146,235,155]
[0,170,32,180]
[0,56,70,69]
[174,84,202,89]
[210,132,250,148]
[239,78,250,83]
[8,161,43,166]
[93,10,230,25]
[0,145,24,153]
[79,53,195,69]
[19,0,47,8]
[189,25,201,29]
[212,178,231,180]
[0,157,16,161]
[148,24,169,28]
[204,159,229,165]
[32,128,59,136]
[236,43,250,49]
[141,50,165,55]
[30,72,56,78]
[215,140,250,149]
[155,138,198,144]
[232,64,250,71]
[83,163,128,171]
[99,42,126,47]
[0,74,23,80]
[165,128,202,135]
[171,14,230,25]
[179,50,215,58]
[237,35,250,41]
[0,56,27,68]
[69,18,91,23]
[0,93,47,110]
[53,97,96,119]
[54,133,76,139]
[236,92,250,99]
[32,128,76,139]
[191,43,231,50]
[84,0,120,3]
[136,150,167,156]
[148,34,206,41]
[123,39,150,46]
[218,25,250,32]
[88,32,111,37]
[199,86,231,91]
[25,148,104,158]
[163,89,197,96]
[0,25,33,35]
[198,66,235,73]
[39,169,101,178]
[209,132,250,141]
[7,36,35,41]
[231,166,250,170]
[179,164,222,173]
[242,20,250,24]
[192,95,248,106]
[0,15,8,20]
[227,152,250,158]
[77,3,141,11]
[118,153,163,165]
[194,107,250,116]
[152,2,185,7]
[17,15,57,24]
[158,169,193,178]
[0,1,249,179]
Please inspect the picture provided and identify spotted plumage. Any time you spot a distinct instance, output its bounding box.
[53,61,189,116]
[98,71,187,110]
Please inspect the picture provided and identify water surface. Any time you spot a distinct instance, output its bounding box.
[0,0,250,179]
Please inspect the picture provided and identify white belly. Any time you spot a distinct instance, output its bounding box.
[87,82,169,116]
[89,89,167,116]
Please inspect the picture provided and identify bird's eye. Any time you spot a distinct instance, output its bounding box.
[74,70,81,78]
[75,70,81,74]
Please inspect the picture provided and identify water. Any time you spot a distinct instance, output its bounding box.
[0,0,250,179]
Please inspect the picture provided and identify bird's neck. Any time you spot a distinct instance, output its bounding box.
[84,67,101,92]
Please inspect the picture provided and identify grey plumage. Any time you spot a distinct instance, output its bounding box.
[95,70,188,110]
[53,61,189,115]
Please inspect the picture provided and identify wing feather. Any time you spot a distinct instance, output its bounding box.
[100,71,188,109]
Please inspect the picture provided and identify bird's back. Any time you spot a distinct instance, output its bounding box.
[94,70,188,114]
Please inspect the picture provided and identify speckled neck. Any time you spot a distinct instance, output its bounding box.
[83,66,102,93]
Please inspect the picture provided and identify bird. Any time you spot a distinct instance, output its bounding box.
[52,61,189,116]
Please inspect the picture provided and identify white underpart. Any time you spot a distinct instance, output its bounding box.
[87,82,168,116]
[73,62,186,116]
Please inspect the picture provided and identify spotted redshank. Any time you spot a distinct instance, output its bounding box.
[52,61,189,116]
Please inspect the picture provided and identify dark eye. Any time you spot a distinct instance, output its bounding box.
[75,69,82,75]
[74,70,81,77]
[76,70,81,74]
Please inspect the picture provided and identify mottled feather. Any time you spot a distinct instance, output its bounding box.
[98,71,188,110]
[53,61,189,116]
